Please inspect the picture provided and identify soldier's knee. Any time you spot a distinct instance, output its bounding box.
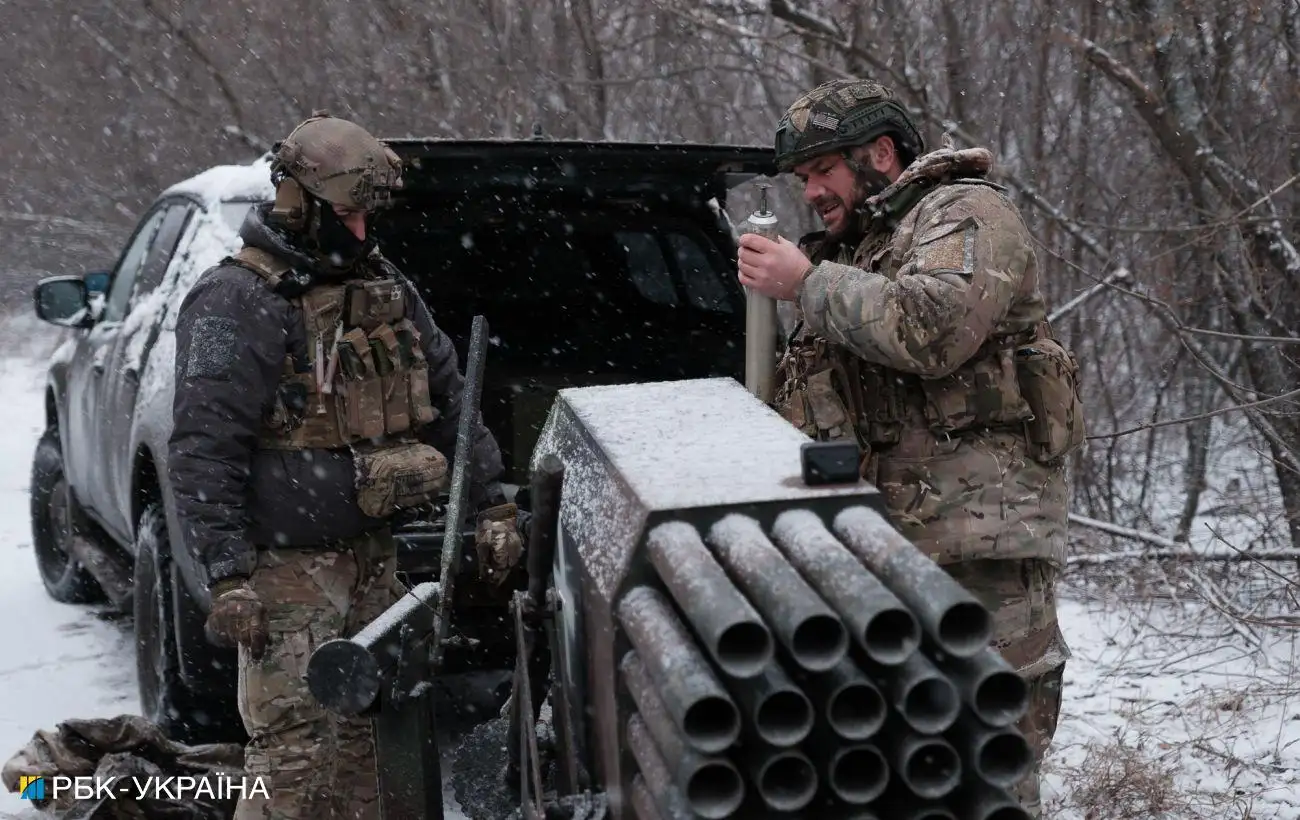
[241,729,337,816]
[1010,667,1063,820]
[1019,662,1066,761]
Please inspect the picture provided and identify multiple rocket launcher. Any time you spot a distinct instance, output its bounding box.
[530,378,1035,820]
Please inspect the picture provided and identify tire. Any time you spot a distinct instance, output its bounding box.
[134,501,245,745]
[29,430,106,604]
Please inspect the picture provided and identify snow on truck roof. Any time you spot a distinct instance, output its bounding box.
[161,154,275,206]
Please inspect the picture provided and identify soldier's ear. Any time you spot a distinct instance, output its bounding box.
[870,135,896,169]
[869,135,907,180]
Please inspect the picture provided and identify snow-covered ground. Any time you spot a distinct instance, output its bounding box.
[0,321,139,820]
[0,312,1294,818]
[1044,589,1299,818]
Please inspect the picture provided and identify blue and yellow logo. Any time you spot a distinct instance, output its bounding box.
[19,775,45,800]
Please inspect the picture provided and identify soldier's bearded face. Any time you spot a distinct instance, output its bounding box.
[794,154,863,237]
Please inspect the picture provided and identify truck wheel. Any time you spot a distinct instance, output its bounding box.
[29,430,105,604]
[134,502,244,744]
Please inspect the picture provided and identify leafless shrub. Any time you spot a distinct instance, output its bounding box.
[1045,692,1297,819]
[0,0,1293,566]
[1048,734,1181,819]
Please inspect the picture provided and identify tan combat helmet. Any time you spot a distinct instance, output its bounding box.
[269,111,404,228]
[774,78,926,173]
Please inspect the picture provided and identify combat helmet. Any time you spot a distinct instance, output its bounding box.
[268,111,404,229]
[774,78,925,172]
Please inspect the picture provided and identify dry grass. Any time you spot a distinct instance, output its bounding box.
[1047,734,1180,819]
[1044,556,1299,820]
[1044,728,1294,819]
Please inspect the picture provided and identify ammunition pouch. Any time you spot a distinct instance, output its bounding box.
[352,440,450,519]
[776,324,1084,466]
[1014,337,1086,464]
[917,343,1032,436]
[774,343,859,443]
[856,364,904,446]
[232,245,439,452]
[345,277,407,329]
[233,246,450,522]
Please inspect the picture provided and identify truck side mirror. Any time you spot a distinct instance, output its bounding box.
[33,276,93,328]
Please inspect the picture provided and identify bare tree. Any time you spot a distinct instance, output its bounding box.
[1,0,1294,556]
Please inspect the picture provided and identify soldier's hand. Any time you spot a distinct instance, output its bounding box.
[204,578,269,660]
[475,502,523,586]
[738,233,814,301]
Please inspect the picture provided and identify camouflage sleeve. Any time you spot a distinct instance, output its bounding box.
[401,277,508,509]
[168,266,286,585]
[796,185,1031,378]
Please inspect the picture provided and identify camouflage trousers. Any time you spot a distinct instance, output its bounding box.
[233,530,401,820]
[946,558,1069,819]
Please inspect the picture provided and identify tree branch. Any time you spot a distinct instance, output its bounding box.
[1034,242,1300,473]
[1068,514,1300,563]
[136,0,272,151]
[1086,387,1300,441]
[72,14,204,120]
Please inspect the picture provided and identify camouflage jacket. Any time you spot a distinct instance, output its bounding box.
[775,147,1084,567]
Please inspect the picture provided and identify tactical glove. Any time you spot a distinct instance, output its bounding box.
[204,577,269,661]
[475,502,523,586]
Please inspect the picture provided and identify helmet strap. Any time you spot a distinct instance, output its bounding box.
[303,196,325,251]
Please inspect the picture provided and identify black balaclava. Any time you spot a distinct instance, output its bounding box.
[312,199,373,270]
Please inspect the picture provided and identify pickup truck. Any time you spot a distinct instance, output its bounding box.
[28,138,775,743]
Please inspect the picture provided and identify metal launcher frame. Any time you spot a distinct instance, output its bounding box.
[528,377,1033,820]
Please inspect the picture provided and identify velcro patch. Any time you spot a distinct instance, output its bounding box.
[917,221,976,276]
[185,316,239,380]
[810,112,840,130]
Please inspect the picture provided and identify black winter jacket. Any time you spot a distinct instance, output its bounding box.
[169,204,506,584]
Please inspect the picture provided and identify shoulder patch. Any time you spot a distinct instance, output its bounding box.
[184,315,240,381]
[915,216,978,277]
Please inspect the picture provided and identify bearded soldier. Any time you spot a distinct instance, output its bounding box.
[738,79,1086,815]
[168,113,523,819]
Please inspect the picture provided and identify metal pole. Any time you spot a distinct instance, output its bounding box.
[431,314,490,670]
[745,289,778,402]
[744,182,780,403]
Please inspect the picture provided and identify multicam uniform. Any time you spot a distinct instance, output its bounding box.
[170,115,517,820]
[771,84,1086,815]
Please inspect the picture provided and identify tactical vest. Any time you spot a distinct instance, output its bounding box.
[228,246,440,450]
[227,246,452,520]
[774,184,1085,469]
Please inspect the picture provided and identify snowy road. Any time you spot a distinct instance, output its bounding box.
[0,316,1294,819]
[0,343,141,820]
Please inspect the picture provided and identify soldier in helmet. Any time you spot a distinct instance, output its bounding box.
[739,79,1087,815]
[168,112,523,819]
